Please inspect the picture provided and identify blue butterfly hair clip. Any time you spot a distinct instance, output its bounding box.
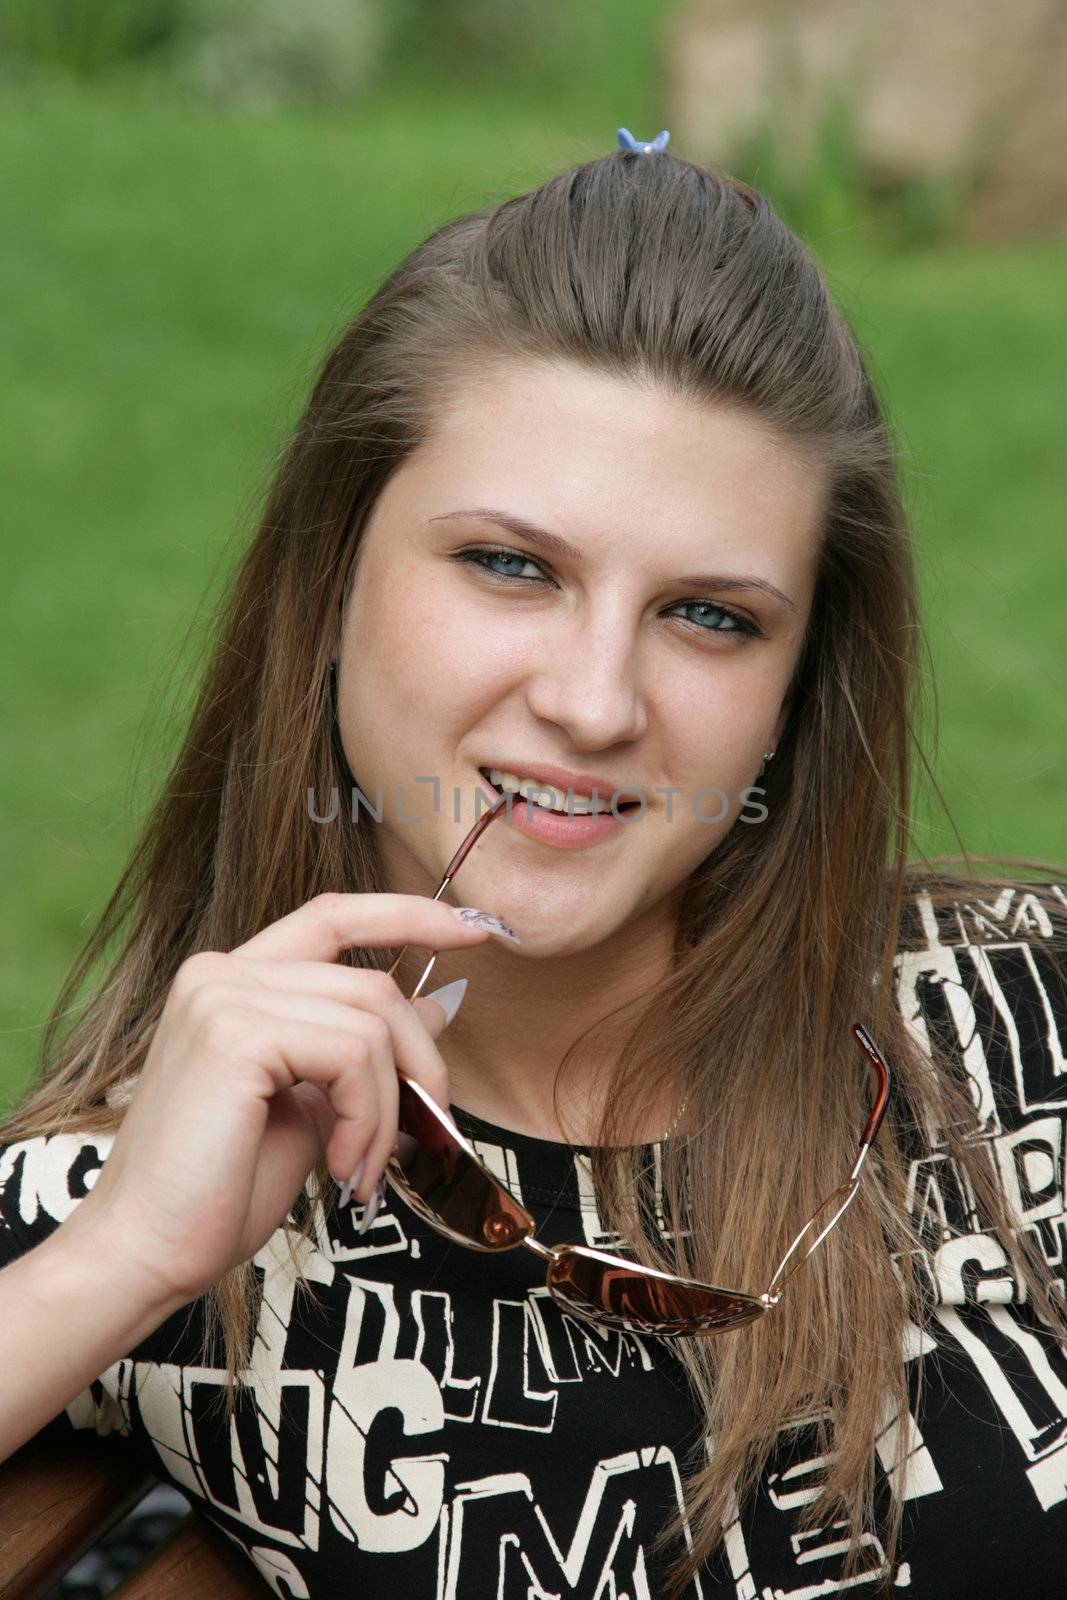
[616,127,670,155]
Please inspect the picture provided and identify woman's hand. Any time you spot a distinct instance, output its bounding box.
[73,893,503,1315]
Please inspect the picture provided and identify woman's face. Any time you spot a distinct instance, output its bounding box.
[335,357,826,956]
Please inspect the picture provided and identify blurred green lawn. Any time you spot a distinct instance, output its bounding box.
[2,71,1065,1105]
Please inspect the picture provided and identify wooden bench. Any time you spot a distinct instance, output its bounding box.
[0,1426,271,1598]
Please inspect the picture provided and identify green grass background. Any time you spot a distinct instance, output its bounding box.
[2,49,1065,1107]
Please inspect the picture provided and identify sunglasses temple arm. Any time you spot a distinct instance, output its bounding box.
[852,1020,892,1147]
[386,794,511,998]
[764,1180,861,1302]
[764,1023,892,1304]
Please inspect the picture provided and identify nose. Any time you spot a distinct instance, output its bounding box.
[522,609,649,749]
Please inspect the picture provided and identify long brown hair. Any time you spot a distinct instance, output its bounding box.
[4,147,1066,1593]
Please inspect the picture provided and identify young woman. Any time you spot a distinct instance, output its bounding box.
[2,130,1066,1599]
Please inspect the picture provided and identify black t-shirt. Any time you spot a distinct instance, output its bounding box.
[4,880,1067,1597]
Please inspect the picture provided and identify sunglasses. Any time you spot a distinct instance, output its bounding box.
[374,788,892,1337]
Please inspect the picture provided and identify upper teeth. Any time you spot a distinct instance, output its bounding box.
[486,768,615,814]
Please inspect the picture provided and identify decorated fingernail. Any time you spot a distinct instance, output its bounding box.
[451,907,522,942]
[357,1174,387,1235]
[338,1156,365,1209]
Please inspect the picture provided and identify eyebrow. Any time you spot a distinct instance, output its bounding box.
[429,506,798,614]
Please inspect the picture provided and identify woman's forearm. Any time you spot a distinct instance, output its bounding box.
[0,1211,184,1464]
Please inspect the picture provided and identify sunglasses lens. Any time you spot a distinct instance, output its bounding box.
[388,1078,533,1251]
[547,1247,767,1334]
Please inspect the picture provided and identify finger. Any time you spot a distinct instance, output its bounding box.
[209,1010,386,1187]
[232,892,503,963]
[282,1079,337,1155]
[205,988,399,1194]
[257,1082,338,1211]
[232,959,459,1110]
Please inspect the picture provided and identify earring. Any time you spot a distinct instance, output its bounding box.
[757,746,776,780]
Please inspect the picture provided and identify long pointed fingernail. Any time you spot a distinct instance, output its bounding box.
[357,1175,387,1235]
[423,977,468,1024]
[338,1156,365,1209]
[451,907,522,942]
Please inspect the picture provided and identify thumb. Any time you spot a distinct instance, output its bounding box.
[410,977,468,1040]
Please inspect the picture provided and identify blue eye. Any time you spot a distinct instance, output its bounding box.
[451,546,762,639]
[671,600,758,637]
[457,547,544,582]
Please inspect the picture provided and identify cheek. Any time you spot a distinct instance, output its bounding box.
[402,575,533,720]
[402,593,490,715]
[659,679,769,764]
[346,570,492,743]
[650,674,784,821]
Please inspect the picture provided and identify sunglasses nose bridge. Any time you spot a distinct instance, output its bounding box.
[522,1235,559,1264]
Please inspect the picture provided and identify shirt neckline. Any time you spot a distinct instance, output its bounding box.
[447,1103,668,1216]
[448,1102,666,1159]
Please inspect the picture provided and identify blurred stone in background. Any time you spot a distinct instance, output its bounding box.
[664,0,1067,237]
